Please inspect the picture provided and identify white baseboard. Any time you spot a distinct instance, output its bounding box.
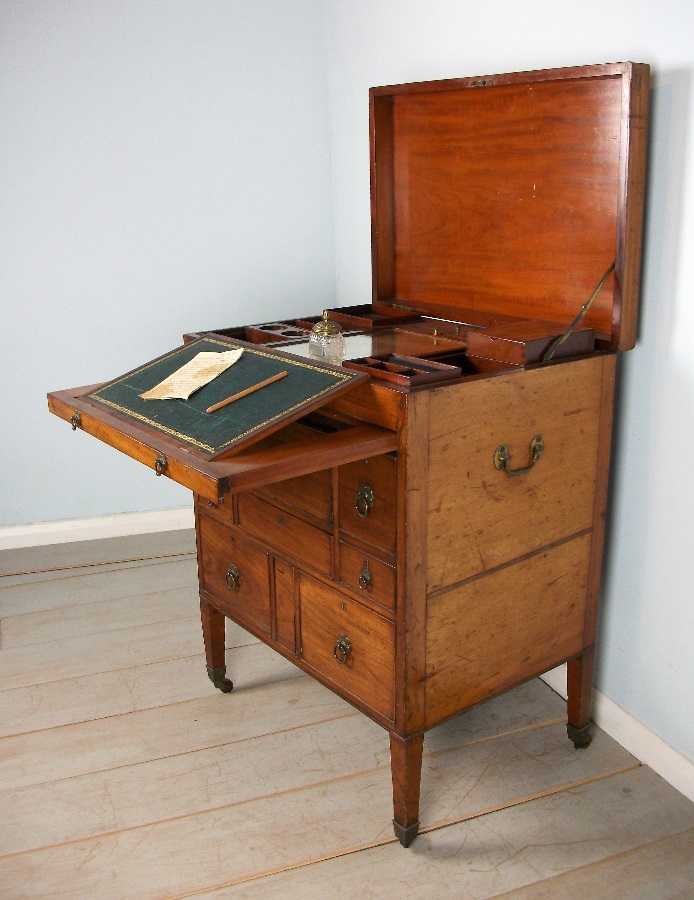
[0,507,195,550]
[541,664,694,804]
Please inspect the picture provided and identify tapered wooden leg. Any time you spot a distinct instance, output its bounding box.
[200,597,233,692]
[567,646,594,748]
[390,732,424,847]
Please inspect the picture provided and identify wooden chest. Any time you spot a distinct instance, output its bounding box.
[48,61,649,846]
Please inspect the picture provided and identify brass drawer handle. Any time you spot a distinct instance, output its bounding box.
[358,560,372,591]
[154,453,168,476]
[355,484,374,518]
[225,563,240,591]
[334,633,352,665]
[494,435,544,476]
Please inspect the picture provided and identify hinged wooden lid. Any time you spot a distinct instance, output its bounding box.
[370,62,649,350]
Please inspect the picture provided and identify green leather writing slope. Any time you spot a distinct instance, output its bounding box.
[85,337,365,459]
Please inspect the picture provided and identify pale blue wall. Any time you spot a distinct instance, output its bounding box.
[0,0,335,524]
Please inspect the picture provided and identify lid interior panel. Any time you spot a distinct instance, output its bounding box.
[374,72,628,340]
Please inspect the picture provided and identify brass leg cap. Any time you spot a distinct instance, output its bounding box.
[207,665,233,693]
[393,819,419,848]
[567,723,592,749]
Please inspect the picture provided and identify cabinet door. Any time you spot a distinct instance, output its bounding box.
[427,357,605,591]
[197,511,271,636]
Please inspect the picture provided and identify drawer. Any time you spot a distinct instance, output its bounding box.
[299,574,395,720]
[257,467,332,525]
[338,542,396,612]
[338,455,397,553]
[253,423,333,524]
[238,492,332,576]
[197,511,271,636]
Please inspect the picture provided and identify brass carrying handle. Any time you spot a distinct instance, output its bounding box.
[334,634,352,665]
[494,435,544,476]
[225,563,240,591]
[154,453,168,476]
[355,484,374,518]
[358,561,372,591]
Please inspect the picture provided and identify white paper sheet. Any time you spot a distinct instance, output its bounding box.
[139,349,244,401]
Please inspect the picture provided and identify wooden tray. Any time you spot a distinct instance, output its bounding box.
[343,354,461,386]
[327,304,422,330]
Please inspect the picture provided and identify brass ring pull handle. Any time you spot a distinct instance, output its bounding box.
[358,561,372,591]
[225,563,240,591]
[334,633,352,665]
[154,453,168,476]
[355,484,374,518]
[70,413,81,431]
[494,435,544,476]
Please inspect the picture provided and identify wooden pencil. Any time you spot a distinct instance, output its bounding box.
[205,370,288,413]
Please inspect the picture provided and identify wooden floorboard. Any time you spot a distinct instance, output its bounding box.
[0,530,196,578]
[0,641,302,738]
[498,827,694,899]
[0,556,198,616]
[203,769,694,899]
[1,703,622,856]
[1,542,693,898]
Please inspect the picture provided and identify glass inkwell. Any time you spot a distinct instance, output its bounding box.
[308,310,346,363]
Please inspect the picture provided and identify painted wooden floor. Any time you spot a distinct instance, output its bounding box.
[1,532,693,898]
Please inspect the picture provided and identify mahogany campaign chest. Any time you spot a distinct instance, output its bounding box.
[48,62,649,846]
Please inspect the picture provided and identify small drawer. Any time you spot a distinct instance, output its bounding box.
[238,492,332,576]
[299,574,395,721]
[338,542,396,611]
[254,424,333,524]
[257,468,332,525]
[197,511,271,636]
[338,455,397,553]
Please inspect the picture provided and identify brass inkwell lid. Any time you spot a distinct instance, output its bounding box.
[311,310,343,335]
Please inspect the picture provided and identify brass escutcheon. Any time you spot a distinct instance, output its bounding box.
[358,560,372,591]
[494,435,544,476]
[334,633,352,665]
[355,484,374,518]
[154,453,168,476]
[70,413,81,431]
[225,563,240,591]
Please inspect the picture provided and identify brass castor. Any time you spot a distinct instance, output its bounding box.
[393,819,419,848]
[567,723,592,749]
[207,665,233,693]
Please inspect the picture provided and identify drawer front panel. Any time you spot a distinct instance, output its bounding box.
[338,542,396,612]
[257,469,332,524]
[299,574,395,720]
[237,493,332,576]
[197,512,271,635]
[427,356,606,591]
[338,455,397,553]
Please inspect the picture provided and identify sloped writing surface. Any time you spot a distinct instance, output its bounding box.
[85,337,364,458]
